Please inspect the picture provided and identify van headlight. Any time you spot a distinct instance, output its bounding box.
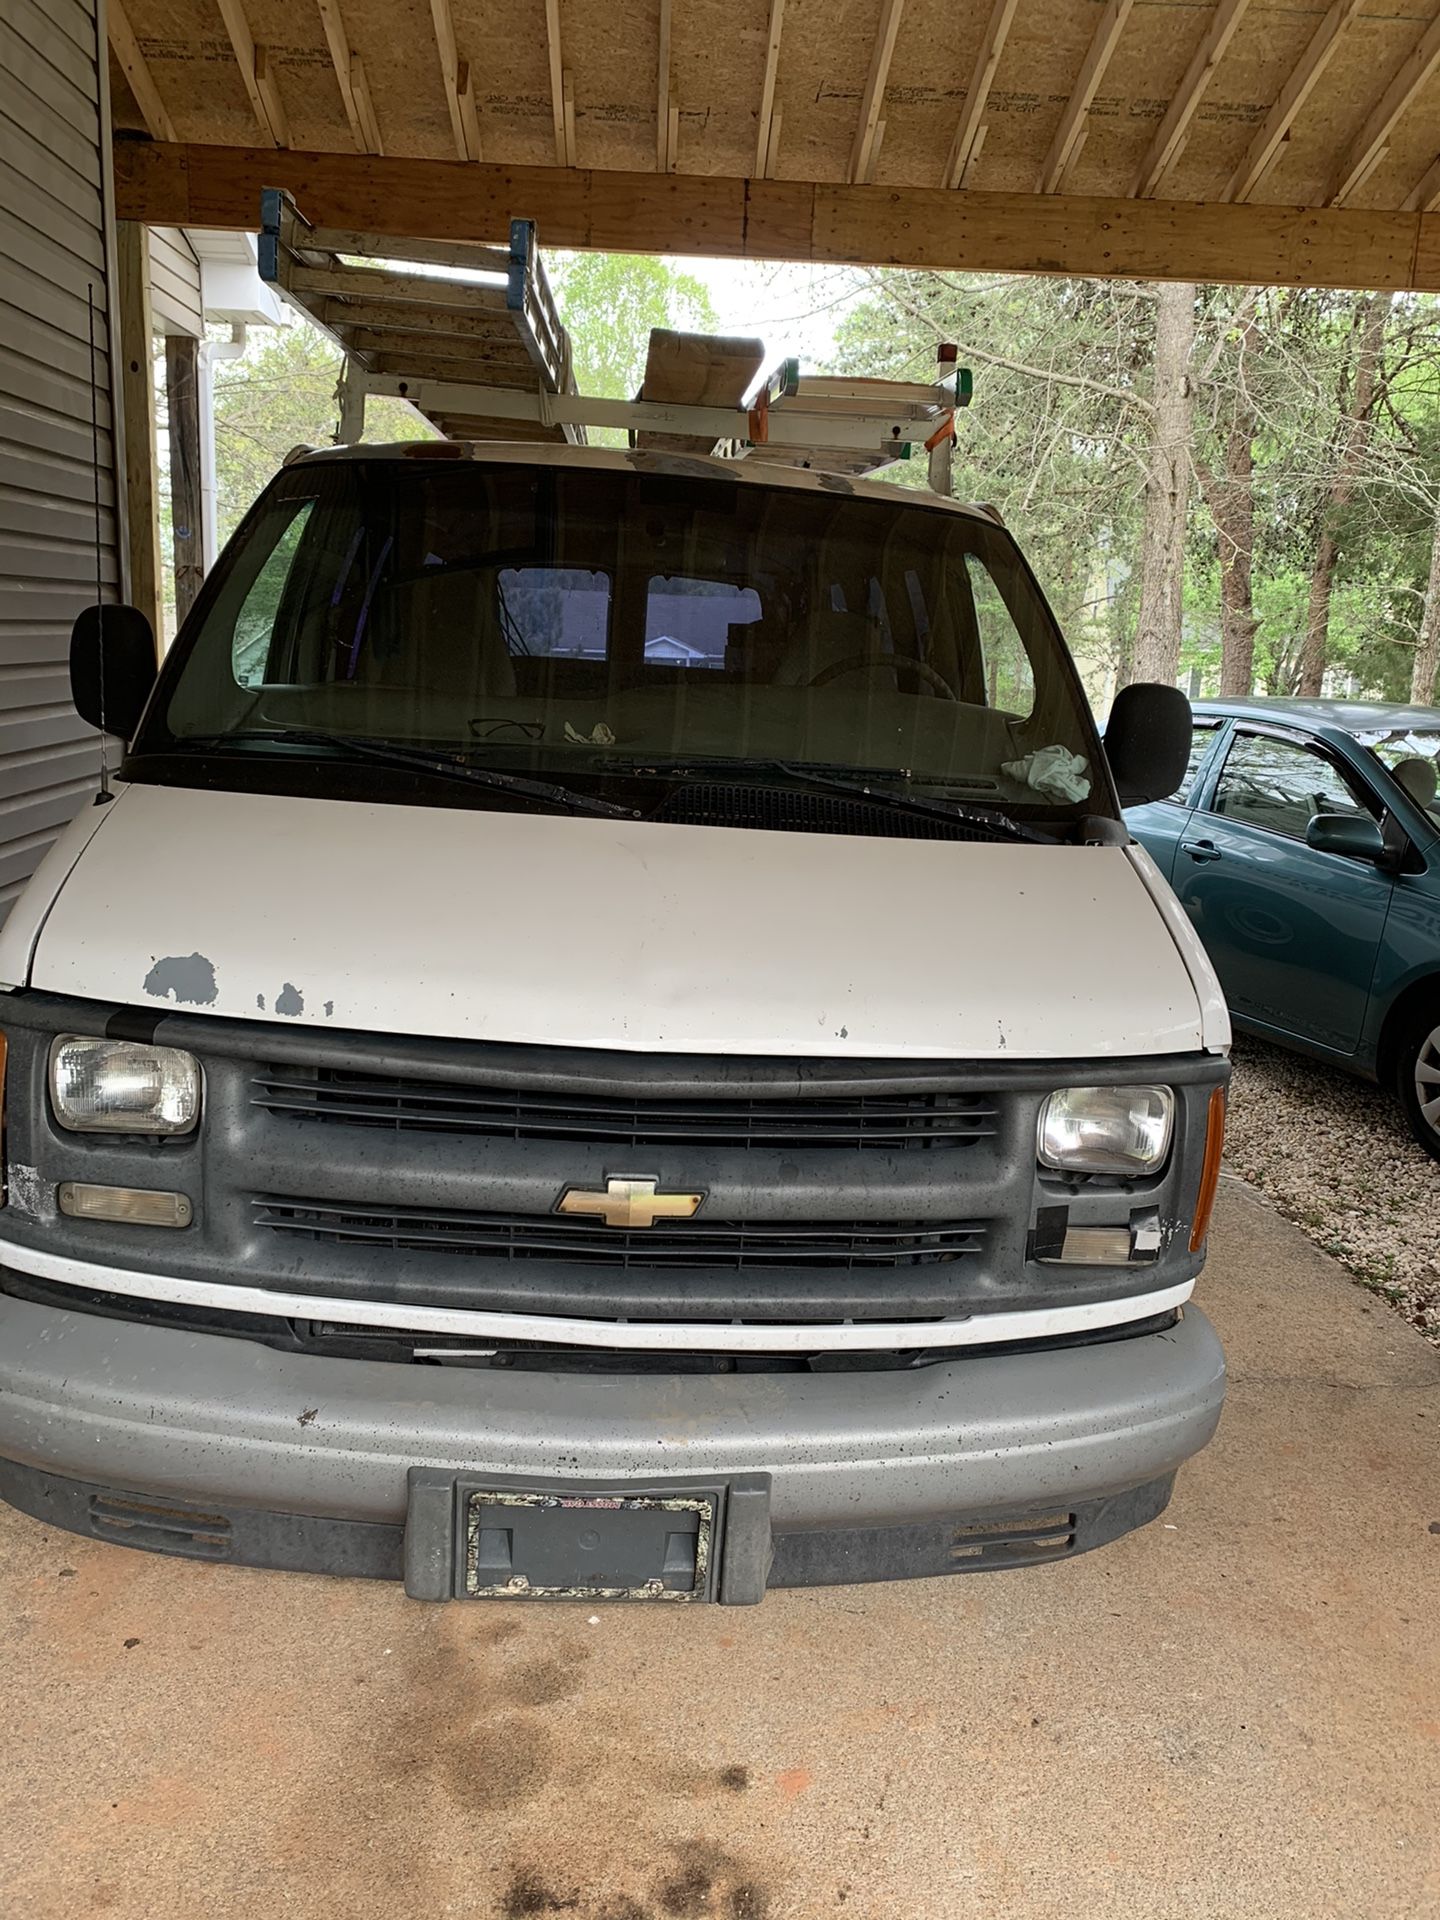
[50,1037,201,1135]
[1037,1086,1173,1175]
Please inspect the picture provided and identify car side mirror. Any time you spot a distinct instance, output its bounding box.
[69,604,158,740]
[1104,683,1193,805]
[1305,812,1393,867]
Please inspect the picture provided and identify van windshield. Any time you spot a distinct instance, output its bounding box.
[138,457,1102,818]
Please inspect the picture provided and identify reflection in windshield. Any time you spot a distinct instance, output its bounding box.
[142,458,1099,814]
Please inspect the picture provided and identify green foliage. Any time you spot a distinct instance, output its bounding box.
[547,252,719,402]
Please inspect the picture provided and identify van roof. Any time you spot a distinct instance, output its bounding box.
[285,440,1003,525]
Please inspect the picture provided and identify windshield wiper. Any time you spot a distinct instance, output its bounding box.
[159,730,640,820]
[595,753,1056,844]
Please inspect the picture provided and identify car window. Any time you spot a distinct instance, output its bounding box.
[1211,732,1376,839]
[1162,721,1220,804]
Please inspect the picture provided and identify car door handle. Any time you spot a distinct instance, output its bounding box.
[1181,839,1222,863]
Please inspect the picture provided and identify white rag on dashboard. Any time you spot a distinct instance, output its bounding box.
[1001,745,1091,803]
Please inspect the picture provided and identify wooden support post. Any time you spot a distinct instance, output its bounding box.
[115,222,162,642]
[336,361,366,443]
[165,334,204,625]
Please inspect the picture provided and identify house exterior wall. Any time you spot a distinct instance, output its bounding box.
[0,0,119,921]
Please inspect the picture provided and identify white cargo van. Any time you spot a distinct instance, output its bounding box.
[0,443,1227,1603]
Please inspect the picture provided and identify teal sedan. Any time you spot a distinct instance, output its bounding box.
[1125,698,1440,1160]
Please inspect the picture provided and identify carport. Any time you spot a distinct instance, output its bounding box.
[3,3,1440,1915]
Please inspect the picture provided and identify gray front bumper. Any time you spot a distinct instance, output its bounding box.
[0,1290,1224,1536]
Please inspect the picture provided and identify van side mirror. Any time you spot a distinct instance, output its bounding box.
[1306,812,1392,866]
[1104,683,1193,805]
[69,604,158,740]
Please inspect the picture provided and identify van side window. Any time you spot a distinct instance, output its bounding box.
[232,500,315,688]
[1211,732,1376,839]
[497,567,611,660]
[644,577,762,669]
[964,553,1035,718]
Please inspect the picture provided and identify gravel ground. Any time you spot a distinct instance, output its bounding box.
[1225,1034,1440,1346]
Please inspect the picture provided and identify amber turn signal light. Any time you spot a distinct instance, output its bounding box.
[1189,1086,1227,1253]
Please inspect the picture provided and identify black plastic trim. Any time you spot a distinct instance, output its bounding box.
[0,1456,1176,1598]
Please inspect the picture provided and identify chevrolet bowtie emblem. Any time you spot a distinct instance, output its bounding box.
[557,1176,704,1230]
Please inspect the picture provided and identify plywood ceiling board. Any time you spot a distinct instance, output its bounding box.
[1048,3,1199,198]
[771,0,886,185]
[560,0,665,170]
[226,0,352,152]
[872,0,979,188]
[1157,3,1313,202]
[331,0,455,160]
[961,0,1094,193]
[118,0,260,146]
[671,0,775,179]
[1256,3,1437,205]
[434,0,555,168]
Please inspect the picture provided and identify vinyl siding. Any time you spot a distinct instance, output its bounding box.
[0,0,116,923]
[149,226,201,337]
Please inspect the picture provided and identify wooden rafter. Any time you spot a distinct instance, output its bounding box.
[1329,12,1440,206]
[1039,0,1135,194]
[545,0,574,167]
[430,0,480,161]
[1223,0,1362,203]
[350,55,384,157]
[943,0,1019,191]
[1133,0,1252,199]
[116,141,1440,295]
[214,0,288,147]
[657,0,675,172]
[313,0,364,153]
[754,0,785,178]
[1404,154,1440,216]
[849,0,905,186]
[108,0,177,144]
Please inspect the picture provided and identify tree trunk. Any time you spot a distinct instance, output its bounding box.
[1411,488,1440,705]
[1295,291,1390,697]
[1127,282,1196,687]
[1198,299,1260,696]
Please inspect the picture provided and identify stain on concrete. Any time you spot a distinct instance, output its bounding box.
[142,953,217,1005]
[816,472,855,494]
[653,1845,769,1920]
[502,1868,580,1916]
[324,1000,334,1017]
[502,1654,587,1708]
[275,982,304,1017]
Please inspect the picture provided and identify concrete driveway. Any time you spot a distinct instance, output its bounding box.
[2,1182,1438,1920]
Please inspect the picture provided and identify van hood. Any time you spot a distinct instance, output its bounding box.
[15,782,1217,1058]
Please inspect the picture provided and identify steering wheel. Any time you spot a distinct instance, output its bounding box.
[806,653,959,700]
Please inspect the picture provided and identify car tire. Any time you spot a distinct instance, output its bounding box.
[1395,1007,1440,1163]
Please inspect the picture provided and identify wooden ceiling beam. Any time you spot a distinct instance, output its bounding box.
[754,0,785,178]
[114,140,1440,293]
[1223,0,1362,203]
[849,0,905,186]
[107,0,177,144]
[1039,0,1135,194]
[1329,12,1440,206]
[943,0,1019,190]
[1133,0,1252,199]
[429,0,480,161]
[214,0,288,147]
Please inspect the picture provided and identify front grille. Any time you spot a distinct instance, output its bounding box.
[254,1197,986,1272]
[253,1068,998,1151]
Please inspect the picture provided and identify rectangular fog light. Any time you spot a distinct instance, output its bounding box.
[58,1183,192,1228]
[1054,1225,1133,1266]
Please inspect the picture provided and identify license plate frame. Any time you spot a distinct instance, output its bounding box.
[404,1471,771,1604]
